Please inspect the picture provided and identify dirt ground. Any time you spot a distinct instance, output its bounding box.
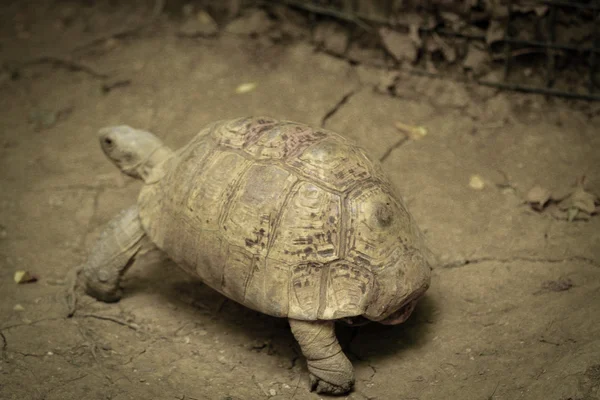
[1,2,600,400]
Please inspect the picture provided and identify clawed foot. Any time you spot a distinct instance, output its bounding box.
[84,283,123,303]
[65,265,123,317]
[82,265,124,303]
[289,319,355,396]
[65,205,147,316]
[309,373,354,395]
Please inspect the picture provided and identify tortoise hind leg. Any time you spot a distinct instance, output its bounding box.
[289,319,355,395]
[66,205,154,316]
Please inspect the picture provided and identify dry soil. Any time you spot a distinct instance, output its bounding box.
[1,2,599,400]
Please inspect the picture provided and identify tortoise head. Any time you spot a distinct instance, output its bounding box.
[365,249,432,325]
[98,126,171,182]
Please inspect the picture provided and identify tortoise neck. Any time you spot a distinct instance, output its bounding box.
[137,144,174,183]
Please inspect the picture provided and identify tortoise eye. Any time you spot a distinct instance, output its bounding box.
[103,137,113,146]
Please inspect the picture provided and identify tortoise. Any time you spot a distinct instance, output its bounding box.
[69,116,432,395]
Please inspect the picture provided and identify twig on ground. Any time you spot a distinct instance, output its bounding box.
[441,255,600,269]
[491,47,547,60]
[0,331,7,358]
[65,266,83,317]
[1,318,64,331]
[76,323,113,382]
[78,313,140,331]
[19,56,109,78]
[487,382,500,399]
[379,137,409,163]
[291,374,302,399]
[267,0,371,31]
[251,375,271,397]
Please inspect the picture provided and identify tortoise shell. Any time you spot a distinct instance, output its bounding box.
[138,117,428,321]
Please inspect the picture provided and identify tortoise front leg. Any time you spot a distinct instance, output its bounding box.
[289,319,354,395]
[66,205,153,315]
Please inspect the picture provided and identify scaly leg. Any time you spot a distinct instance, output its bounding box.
[66,205,153,316]
[289,319,354,395]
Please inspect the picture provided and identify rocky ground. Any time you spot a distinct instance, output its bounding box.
[1,2,599,400]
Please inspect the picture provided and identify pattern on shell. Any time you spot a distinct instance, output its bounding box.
[138,117,418,320]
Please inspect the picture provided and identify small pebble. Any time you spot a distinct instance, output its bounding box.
[235,82,257,94]
[469,175,485,190]
[13,304,25,311]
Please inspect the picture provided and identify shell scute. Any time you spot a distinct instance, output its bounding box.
[269,182,340,263]
[321,261,373,319]
[222,164,297,257]
[346,183,412,270]
[212,116,278,149]
[243,122,328,160]
[287,138,372,192]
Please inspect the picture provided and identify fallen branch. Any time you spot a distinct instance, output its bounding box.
[267,0,372,31]
[379,137,409,163]
[65,265,83,317]
[491,47,546,61]
[0,331,7,357]
[18,56,109,78]
[78,313,140,331]
[441,255,600,269]
[76,323,113,383]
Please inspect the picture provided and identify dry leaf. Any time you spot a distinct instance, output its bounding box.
[395,121,427,140]
[313,21,348,55]
[526,185,551,210]
[14,270,38,284]
[431,33,456,63]
[568,186,597,214]
[558,180,598,215]
[376,71,400,93]
[485,20,505,45]
[225,9,273,35]
[463,44,489,75]
[469,175,485,190]
[408,24,422,48]
[567,207,579,222]
[513,5,548,16]
[179,10,219,37]
[235,82,257,94]
[379,27,418,63]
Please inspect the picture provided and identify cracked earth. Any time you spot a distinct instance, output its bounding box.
[1,2,600,400]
